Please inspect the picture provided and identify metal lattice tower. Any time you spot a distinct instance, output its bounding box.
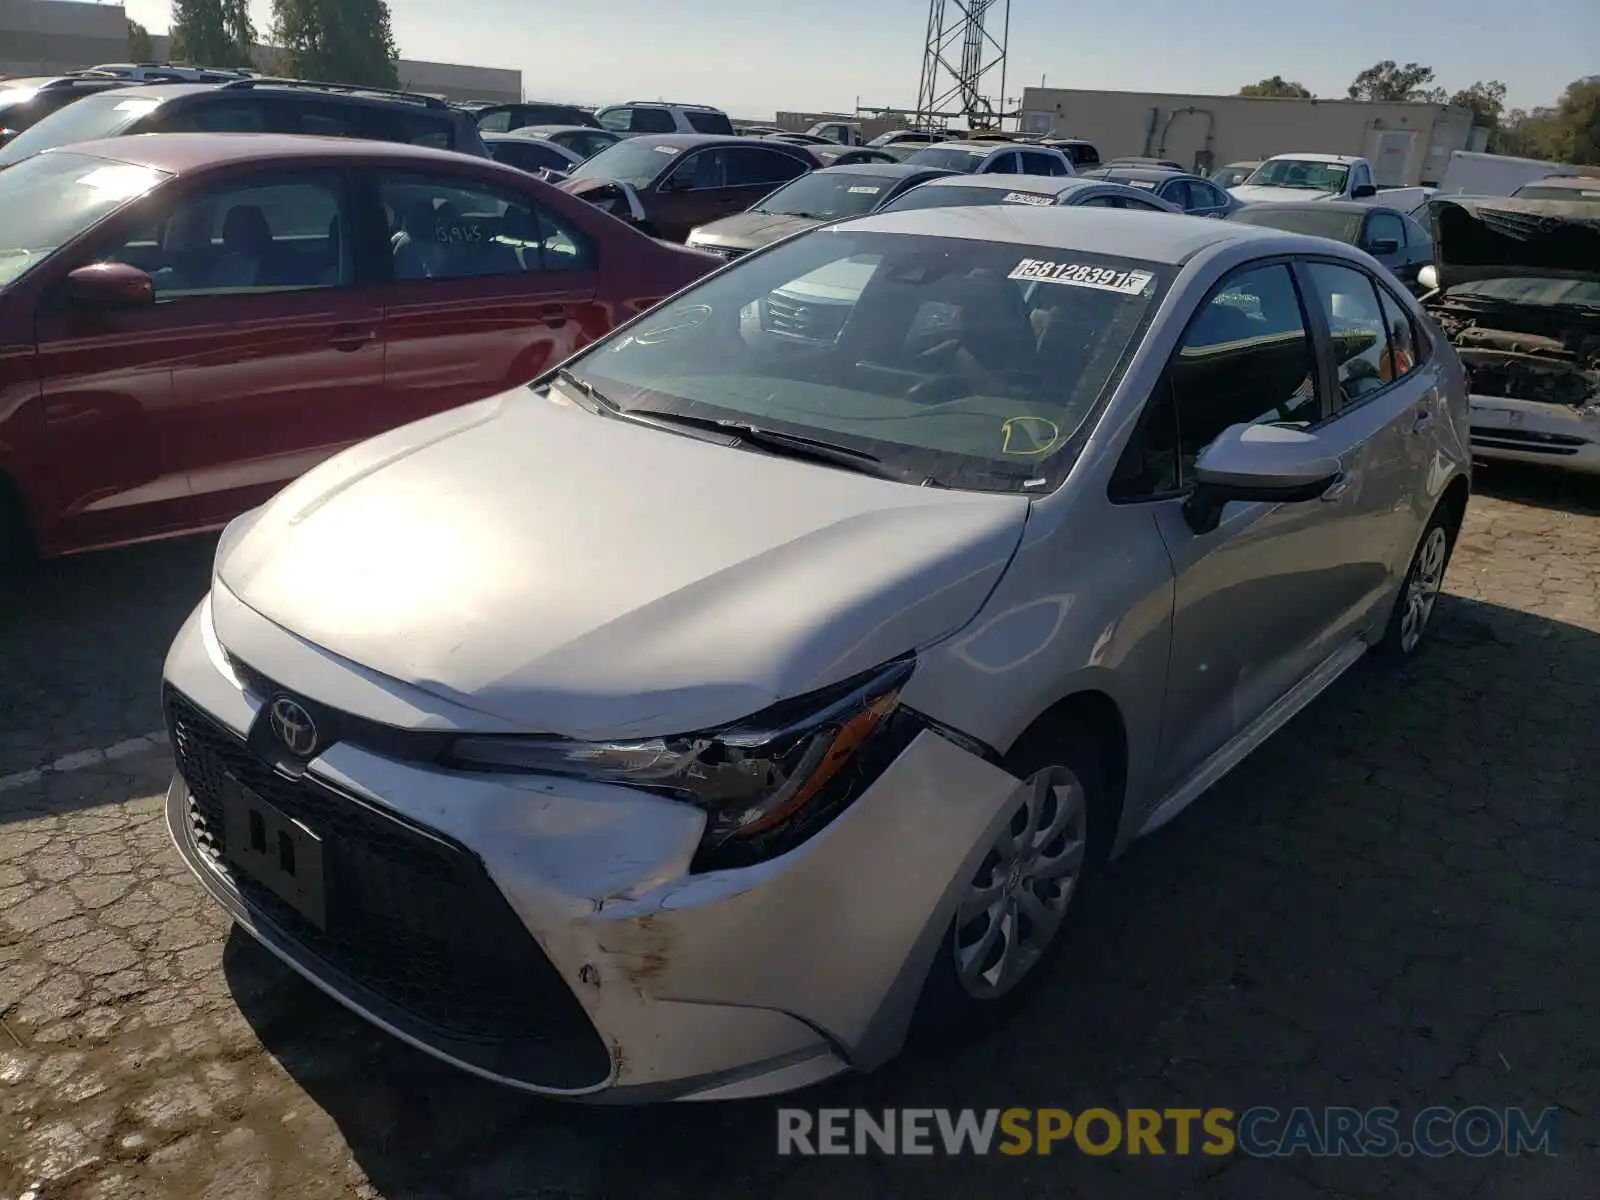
[914,0,1011,130]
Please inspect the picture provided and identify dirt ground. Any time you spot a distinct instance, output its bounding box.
[2,465,1596,1199]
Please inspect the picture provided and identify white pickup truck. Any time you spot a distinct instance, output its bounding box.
[1228,153,1432,214]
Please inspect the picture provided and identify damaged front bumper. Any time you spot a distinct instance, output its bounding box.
[161,597,1022,1102]
[1468,394,1600,474]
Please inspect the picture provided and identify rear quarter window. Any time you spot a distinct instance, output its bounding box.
[686,110,734,135]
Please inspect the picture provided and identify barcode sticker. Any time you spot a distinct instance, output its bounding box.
[847,185,883,194]
[1001,191,1055,206]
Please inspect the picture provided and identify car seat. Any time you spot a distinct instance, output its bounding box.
[209,205,273,288]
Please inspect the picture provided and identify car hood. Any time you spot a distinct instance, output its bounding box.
[215,390,1030,739]
[1228,184,1340,204]
[688,210,821,251]
[1430,197,1600,288]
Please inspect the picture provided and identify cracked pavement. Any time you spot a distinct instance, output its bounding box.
[1,464,1596,1198]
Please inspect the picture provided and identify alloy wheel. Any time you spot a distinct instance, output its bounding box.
[954,766,1088,1000]
[1399,526,1449,653]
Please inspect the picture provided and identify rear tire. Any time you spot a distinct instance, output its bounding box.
[1373,505,1456,663]
[909,715,1111,1041]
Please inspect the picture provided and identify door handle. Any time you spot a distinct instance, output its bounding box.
[1320,471,1354,502]
[329,327,377,352]
[534,303,570,328]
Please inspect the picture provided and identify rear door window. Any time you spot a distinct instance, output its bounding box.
[597,107,632,132]
[376,171,595,279]
[476,108,511,134]
[159,100,268,133]
[726,147,808,187]
[631,106,675,134]
[1305,261,1396,408]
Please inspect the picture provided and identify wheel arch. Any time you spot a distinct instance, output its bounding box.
[1438,472,1470,539]
[1009,688,1130,861]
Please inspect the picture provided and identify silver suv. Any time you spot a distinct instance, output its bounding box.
[595,100,733,137]
[164,206,1470,1104]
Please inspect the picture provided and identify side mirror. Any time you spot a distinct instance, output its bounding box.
[1351,184,1377,199]
[1182,423,1342,535]
[66,262,154,308]
[1416,264,1439,292]
[0,128,16,147]
[1366,237,1400,255]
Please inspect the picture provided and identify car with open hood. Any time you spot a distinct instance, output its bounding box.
[1420,196,1600,473]
[683,162,956,260]
[162,204,1470,1103]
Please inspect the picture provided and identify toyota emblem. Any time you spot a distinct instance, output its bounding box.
[268,696,319,757]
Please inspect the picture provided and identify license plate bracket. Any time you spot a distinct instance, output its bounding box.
[221,778,327,930]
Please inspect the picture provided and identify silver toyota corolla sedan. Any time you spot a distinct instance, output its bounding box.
[163,206,1472,1103]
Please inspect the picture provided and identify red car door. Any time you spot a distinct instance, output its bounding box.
[372,167,609,424]
[34,164,384,551]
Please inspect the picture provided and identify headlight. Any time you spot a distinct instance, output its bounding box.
[448,656,916,861]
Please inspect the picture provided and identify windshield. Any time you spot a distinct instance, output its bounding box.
[1243,159,1351,192]
[880,184,1055,214]
[564,138,680,188]
[0,151,168,287]
[1512,183,1600,202]
[551,228,1168,491]
[0,91,162,167]
[904,146,986,172]
[757,172,902,219]
[1229,206,1364,243]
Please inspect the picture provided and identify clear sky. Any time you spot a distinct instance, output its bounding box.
[123,0,1596,116]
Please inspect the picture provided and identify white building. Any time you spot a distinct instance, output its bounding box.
[1020,87,1486,186]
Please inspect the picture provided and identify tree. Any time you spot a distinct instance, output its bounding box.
[1491,78,1600,165]
[1239,76,1312,99]
[1347,61,1446,103]
[271,0,400,88]
[1448,80,1507,128]
[127,18,154,61]
[168,0,254,68]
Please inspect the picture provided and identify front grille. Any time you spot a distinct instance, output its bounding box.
[1470,425,1588,456]
[166,688,610,1083]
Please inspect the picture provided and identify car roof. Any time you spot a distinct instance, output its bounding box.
[1088,166,1193,182]
[1265,152,1360,164]
[518,124,605,135]
[1238,200,1388,216]
[1517,175,1600,192]
[838,204,1292,263]
[906,174,1087,196]
[814,162,948,179]
[922,140,1014,152]
[625,133,807,151]
[40,132,484,173]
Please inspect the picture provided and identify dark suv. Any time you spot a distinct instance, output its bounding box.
[470,101,601,132]
[0,78,488,168]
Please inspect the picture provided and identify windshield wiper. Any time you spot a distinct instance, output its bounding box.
[624,407,908,481]
[549,368,621,416]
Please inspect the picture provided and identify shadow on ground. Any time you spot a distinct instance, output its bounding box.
[1472,461,1600,517]
[224,594,1599,1200]
[0,533,215,776]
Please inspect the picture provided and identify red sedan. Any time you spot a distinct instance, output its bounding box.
[0,133,717,568]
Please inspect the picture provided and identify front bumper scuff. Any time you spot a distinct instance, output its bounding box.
[162,597,1023,1102]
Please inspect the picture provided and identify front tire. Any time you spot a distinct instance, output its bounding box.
[910,716,1109,1039]
[1374,507,1455,662]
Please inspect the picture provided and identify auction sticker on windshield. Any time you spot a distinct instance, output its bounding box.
[1010,258,1155,295]
[1001,192,1054,206]
[847,185,882,194]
